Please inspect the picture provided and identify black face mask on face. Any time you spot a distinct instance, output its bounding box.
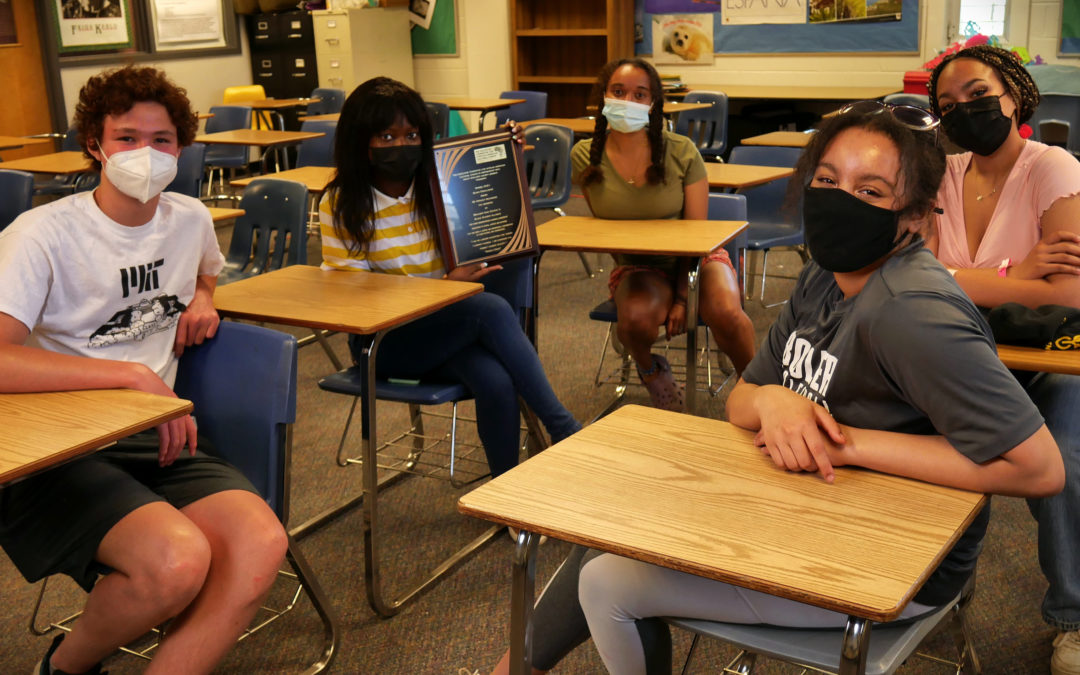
[941,95,1013,156]
[370,145,423,183]
[802,186,901,274]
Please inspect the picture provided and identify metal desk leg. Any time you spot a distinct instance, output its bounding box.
[478,110,491,131]
[509,530,540,675]
[838,615,871,675]
[685,260,702,414]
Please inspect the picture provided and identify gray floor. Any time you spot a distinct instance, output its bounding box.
[0,193,1056,674]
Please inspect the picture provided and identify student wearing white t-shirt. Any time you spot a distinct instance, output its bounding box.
[0,66,287,675]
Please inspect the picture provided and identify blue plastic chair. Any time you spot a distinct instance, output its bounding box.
[729,145,806,306]
[495,90,548,126]
[426,101,450,139]
[306,87,345,116]
[674,91,729,161]
[219,179,308,285]
[203,105,253,199]
[666,577,979,675]
[1029,94,1080,156]
[164,143,206,198]
[0,169,34,232]
[29,322,339,672]
[296,120,336,168]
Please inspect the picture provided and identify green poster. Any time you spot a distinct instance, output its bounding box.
[1063,0,1080,54]
[411,0,456,55]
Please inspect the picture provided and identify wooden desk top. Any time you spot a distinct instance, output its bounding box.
[230,165,335,192]
[431,98,525,112]
[680,84,901,101]
[521,118,596,135]
[705,163,794,189]
[197,112,215,120]
[207,207,245,223]
[459,405,986,622]
[740,131,815,148]
[998,345,1080,375]
[213,264,483,335]
[302,113,340,123]
[0,151,92,175]
[249,97,319,109]
[537,216,746,257]
[0,389,192,485]
[662,101,712,114]
[0,135,51,151]
[194,129,324,147]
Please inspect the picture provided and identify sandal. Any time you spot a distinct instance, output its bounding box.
[637,353,685,413]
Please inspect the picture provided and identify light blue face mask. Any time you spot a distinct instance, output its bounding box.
[602,97,651,133]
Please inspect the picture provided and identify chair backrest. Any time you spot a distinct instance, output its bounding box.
[426,101,450,139]
[173,321,298,522]
[61,127,81,152]
[165,143,207,198]
[708,192,749,287]
[204,105,253,166]
[307,87,345,116]
[883,93,931,109]
[495,90,548,126]
[675,91,729,160]
[1030,94,1080,153]
[224,84,267,104]
[0,169,34,232]
[728,145,803,228]
[296,120,336,168]
[522,123,573,210]
[225,178,310,276]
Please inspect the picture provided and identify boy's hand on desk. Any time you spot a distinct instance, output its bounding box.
[445,262,503,282]
[753,385,846,483]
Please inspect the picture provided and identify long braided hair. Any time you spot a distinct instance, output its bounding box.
[579,58,667,188]
[928,45,1041,124]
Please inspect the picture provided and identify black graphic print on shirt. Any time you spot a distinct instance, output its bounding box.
[780,331,838,412]
[88,293,186,348]
[121,259,165,298]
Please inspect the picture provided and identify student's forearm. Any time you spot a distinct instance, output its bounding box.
[839,424,1063,498]
[954,268,1080,308]
[0,343,154,394]
[725,378,762,430]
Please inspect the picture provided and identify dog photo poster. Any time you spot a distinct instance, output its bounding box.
[652,14,714,64]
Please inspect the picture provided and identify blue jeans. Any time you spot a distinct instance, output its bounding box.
[1025,372,1080,631]
[348,292,579,477]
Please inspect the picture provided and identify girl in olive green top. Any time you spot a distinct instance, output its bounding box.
[570,58,755,412]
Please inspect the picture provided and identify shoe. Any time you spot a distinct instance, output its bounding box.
[33,634,107,675]
[1053,630,1080,675]
[638,354,684,413]
[507,526,547,545]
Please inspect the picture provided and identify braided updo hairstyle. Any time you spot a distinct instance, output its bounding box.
[579,58,667,188]
[928,45,1041,124]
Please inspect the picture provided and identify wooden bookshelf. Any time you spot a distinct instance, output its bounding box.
[510,0,634,118]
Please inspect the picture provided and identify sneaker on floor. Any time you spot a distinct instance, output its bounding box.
[638,353,685,413]
[1053,630,1080,675]
[33,634,107,675]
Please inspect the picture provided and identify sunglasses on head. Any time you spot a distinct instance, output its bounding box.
[838,99,940,132]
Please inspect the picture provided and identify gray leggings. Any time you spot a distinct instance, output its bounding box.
[531,546,671,673]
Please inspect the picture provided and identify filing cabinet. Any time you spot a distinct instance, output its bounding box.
[247,11,318,100]
[312,8,414,93]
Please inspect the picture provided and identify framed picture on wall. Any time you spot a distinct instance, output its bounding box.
[51,0,134,53]
[0,1,17,46]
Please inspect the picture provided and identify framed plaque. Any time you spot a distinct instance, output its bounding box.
[430,128,539,271]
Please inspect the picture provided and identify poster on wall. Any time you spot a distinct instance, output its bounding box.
[723,0,807,26]
[1061,0,1080,55]
[409,0,436,30]
[652,13,714,64]
[150,0,224,50]
[51,0,133,52]
[809,0,901,24]
[0,0,17,45]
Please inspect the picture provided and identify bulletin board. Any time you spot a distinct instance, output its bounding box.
[411,0,456,56]
[635,0,919,55]
[1061,0,1080,56]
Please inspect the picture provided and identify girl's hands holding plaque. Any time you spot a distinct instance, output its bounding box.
[445,261,503,282]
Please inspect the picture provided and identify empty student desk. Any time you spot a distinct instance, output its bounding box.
[250,97,320,130]
[740,131,815,148]
[0,389,192,485]
[212,264,484,616]
[194,128,325,174]
[459,404,987,675]
[0,151,92,175]
[230,165,335,194]
[521,118,595,136]
[675,84,901,102]
[705,163,795,190]
[536,216,745,414]
[0,136,51,152]
[207,207,246,223]
[429,97,525,131]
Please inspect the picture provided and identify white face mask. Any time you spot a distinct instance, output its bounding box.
[99,144,178,203]
[602,97,651,133]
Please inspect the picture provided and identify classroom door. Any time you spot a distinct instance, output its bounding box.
[0,0,55,160]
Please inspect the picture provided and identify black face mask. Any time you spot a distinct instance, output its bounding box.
[941,95,1013,156]
[803,186,900,273]
[370,145,423,183]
